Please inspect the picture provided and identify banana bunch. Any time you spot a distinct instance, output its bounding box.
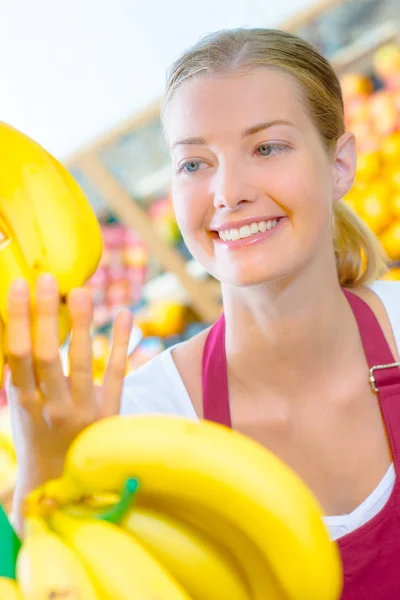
[0,122,103,386]
[14,414,343,600]
[0,407,17,496]
[0,577,22,599]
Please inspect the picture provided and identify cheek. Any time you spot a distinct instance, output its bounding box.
[172,182,209,234]
[275,152,333,217]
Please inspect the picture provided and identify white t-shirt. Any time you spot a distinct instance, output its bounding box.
[121,280,400,540]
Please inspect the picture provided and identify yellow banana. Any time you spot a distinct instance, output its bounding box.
[0,446,17,495]
[48,510,192,600]
[16,515,99,600]
[32,415,343,600]
[0,122,103,385]
[147,496,284,600]
[121,505,250,600]
[0,578,22,599]
[0,317,4,391]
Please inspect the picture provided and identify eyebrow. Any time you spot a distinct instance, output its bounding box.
[171,119,296,149]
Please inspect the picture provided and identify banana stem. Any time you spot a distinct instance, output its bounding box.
[98,478,139,524]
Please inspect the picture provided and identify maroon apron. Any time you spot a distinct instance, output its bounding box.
[201,289,400,598]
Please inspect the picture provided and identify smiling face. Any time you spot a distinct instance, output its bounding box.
[164,68,351,287]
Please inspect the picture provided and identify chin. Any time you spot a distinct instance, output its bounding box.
[214,261,298,289]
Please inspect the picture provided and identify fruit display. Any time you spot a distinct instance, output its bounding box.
[0,414,343,599]
[341,44,400,270]
[85,224,149,328]
[149,196,181,247]
[0,122,103,388]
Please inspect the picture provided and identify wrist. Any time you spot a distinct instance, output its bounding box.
[18,450,65,485]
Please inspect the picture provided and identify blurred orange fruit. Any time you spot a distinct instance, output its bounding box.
[340,74,372,101]
[390,166,400,190]
[382,268,400,281]
[380,132,400,163]
[358,182,392,234]
[343,194,358,213]
[391,192,400,218]
[380,220,400,260]
[355,151,381,181]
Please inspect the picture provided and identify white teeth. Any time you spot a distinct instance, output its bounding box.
[239,225,251,238]
[258,221,267,232]
[218,218,281,241]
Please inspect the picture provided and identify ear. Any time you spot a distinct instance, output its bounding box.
[331,132,357,202]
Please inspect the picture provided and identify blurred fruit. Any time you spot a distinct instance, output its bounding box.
[344,94,371,124]
[389,166,400,190]
[373,44,400,80]
[340,74,372,102]
[355,151,381,181]
[149,198,181,246]
[358,182,392,234]
[391,192,400,218]
[343,195,358,213]
[380,131,400,162]
[147,299,187,338]
[369,91,398,137]
[382,267,400,281]
[384,73,400,93]
[134,310,153,338]
[379,220,400,260]
[92,335,110,384]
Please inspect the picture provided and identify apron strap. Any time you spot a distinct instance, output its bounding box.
[202,314,232,427]
[343,289,400,395]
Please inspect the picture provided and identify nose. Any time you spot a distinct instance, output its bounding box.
[212,160,257,210]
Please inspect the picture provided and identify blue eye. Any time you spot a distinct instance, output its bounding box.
[181,160,201,173]
[257,144,286,157]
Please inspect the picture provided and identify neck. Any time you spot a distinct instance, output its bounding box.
[222,258,359,395]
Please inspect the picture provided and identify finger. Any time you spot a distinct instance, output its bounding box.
[67,288,95,408]
[6,279,39,411]
[101,311,133,417]
[33,273,69,403]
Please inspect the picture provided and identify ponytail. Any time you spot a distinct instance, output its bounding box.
[333,200,389,287]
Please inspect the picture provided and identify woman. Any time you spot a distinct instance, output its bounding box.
[7,28,400,597]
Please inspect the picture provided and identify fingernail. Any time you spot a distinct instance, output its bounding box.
[37,273,57,292]
[10,278,29,299]
[69,288,90,308]
[118,311,133,327]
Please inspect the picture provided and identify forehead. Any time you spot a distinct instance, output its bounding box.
[164,68,308,144]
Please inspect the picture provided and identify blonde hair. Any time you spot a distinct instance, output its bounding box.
[162,28,389,286]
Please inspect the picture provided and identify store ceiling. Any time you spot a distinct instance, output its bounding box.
[0,0,315,159]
